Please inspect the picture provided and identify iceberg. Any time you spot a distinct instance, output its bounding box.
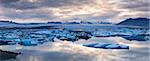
[19,39,38,46]
[94,43,111,48]
[118,44,129,49]
[83,43,129,49]
[0,40,16,45]
[105,44,120,49]
[3,34,19,39]
[83,43,98,47]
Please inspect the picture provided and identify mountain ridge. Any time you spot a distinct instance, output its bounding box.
[117,18,149,28]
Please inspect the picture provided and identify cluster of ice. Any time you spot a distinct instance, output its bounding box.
[0,27,148,46]
[92,27,147,37]
[0,29,92,46]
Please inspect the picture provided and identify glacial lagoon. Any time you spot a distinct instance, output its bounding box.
[0,27,149,61]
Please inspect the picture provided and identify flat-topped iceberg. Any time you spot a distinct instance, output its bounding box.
[83,43,98,47]
[83,43,129,49]
[94,43,111,48]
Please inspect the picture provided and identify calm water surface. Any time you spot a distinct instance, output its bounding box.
[0,37,149,61]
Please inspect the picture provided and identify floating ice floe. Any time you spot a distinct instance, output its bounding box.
[3,34,19,39]
[92,31,112,37]
[0,40,16,45]
[6,41,16,45]
[94,43,110,48]
[19,39,39,46]
[121,35,149,41]
[83,43,98,47]
[14,39,21,42]
[33,30,52,34]
[105,44,121,49]
[30,34,47,38]
[57,36,78,42]
[83,43,129,49]
[0,35,2,38]
[47,36,55,42]
[75,33,92,40]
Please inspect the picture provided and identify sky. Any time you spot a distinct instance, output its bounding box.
[0,0,149,23]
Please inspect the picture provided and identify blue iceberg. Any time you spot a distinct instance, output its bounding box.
[83,43,98,47]
[19,39,38,46]
[83,43,129,49]
[94,43,111,48]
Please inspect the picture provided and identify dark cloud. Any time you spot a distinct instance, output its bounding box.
[2,12,50,19]
[0,0,149,23]
[0,0,92,10]
[118,0,149,11]
[69,11,120,21]
[0,0,19,3]
[0,7,55,21]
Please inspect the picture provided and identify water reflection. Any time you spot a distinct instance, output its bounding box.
[0,37,149,61]
[15,50,96,61]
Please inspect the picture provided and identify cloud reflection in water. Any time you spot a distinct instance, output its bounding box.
[1,37,149,61]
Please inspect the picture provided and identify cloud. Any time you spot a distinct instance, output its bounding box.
[117,0,149,11]
[0,0,149,23]
[0,0,19,3]
[0,0,92,9]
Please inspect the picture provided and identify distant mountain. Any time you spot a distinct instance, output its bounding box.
[64,22,80,24]
[21,23,45,25]
[98,22,112,24]
[80,21,93,24]
[0,21,19,25]
[117,18,150,28]
[0,21,46,25]
[47,22,62,24]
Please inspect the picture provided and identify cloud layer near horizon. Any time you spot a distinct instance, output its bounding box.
[0,0,149,23]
